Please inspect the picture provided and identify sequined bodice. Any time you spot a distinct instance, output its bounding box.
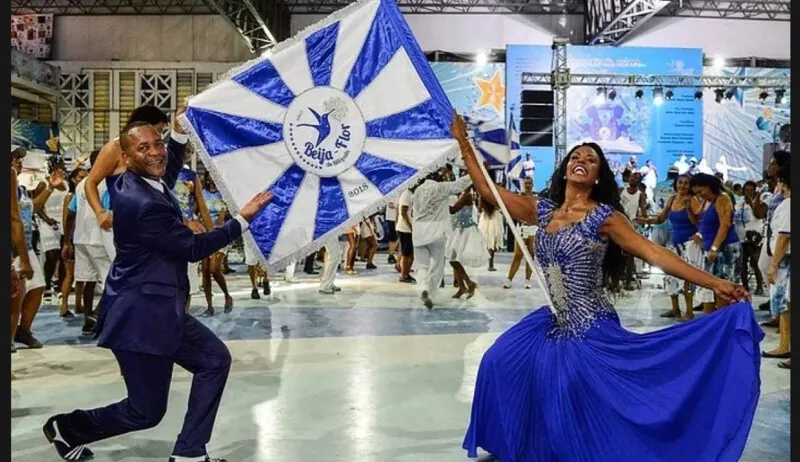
[453,204,476,229]
[535,199,616,337]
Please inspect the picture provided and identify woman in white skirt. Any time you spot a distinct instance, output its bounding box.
[448,187,487,299]
[637,175,703,321]
[477,197,504,271]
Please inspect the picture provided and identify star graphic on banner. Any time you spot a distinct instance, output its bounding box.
[474,71,505,115]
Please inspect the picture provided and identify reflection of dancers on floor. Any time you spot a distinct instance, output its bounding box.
[452,114,762,462]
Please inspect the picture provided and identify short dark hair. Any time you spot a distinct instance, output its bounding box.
[126,105,169,126]
[120,121,155,153]
[773,150,790,168]
[743,181,757,192]
[690,173,722,194]
[777,162,791,188]
[89,149,101,167]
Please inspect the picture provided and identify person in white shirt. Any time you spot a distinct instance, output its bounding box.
[763,163,791,366]
[319,236,345,295]
[619,172,648,289]
[37,159,69,296]
[385,201,399,268]
[410,169,473,308]
[62,150,114,335]
[396,187,415,283]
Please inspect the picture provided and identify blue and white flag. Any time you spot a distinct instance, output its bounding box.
[464,117,510,167]
[180,0,456,270]
[505,113,527,191]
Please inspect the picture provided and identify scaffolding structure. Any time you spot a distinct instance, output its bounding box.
[527,37,791,165]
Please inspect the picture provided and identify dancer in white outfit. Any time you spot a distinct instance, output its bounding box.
[411,169,472,308]
[319,236,345,294]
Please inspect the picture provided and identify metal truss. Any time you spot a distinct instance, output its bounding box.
[284,0,583,14]
[10,0,215,15]
[585,0,669,45]
[206,0,278,53]
[12,0,789,20]
[522,72,791,89]
[551,37,569,165]
[664,0,790,20]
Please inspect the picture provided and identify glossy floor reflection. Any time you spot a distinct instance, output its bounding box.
[11,254,790,461]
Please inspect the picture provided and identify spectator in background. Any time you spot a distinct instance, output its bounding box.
[762,162,791,368]
[734,181,765,295]
[753,151,790,317]
[691,173,741,314]
[396,186,416,283]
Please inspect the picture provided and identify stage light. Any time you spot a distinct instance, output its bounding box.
[475,51,488,66]
[653,87,664,106]
[714,89,725,103]
[775,88,785,104]
[759,90,769,101]
[635,89,644,99]
[608,89,617,101]
[713,56,725,69]
[595,87,607,105]
[665,89,674,100]
[694,90,703,100]
[725,89,734,100]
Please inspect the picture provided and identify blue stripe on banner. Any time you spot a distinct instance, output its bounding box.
[379,0,453,129]
[477,145,503,166]
[314,177,348,240]
[233,59,296,108]
[480,127,507,145]
[354,152,417,195]
[305,22,339,88]
[343,3,402,99]
[249,164,306,259]
[365,99,450,140]
[185,108,283,157]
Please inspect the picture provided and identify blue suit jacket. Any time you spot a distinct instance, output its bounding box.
[96,137,242,356]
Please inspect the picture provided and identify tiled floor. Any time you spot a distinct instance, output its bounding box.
[11,254,790,461]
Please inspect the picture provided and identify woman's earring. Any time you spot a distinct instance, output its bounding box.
[563,175,567,179]
[595,179,599,184]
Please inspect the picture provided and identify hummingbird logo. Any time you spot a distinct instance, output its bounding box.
[297,107,335,147]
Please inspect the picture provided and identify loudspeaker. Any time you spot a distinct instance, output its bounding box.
[519,89,554,147]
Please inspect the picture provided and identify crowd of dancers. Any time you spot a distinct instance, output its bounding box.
[9,104,789,461]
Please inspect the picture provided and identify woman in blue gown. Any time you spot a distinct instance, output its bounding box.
[452,114,763,462]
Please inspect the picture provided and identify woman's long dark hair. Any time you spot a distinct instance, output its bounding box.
[547,142,627,293]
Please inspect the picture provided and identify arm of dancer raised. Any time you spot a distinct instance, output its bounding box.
[453,113,537,225]
[601,212,748,304]
[637,196,674,225]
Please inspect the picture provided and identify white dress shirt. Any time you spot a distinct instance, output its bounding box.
[410,175,472,247]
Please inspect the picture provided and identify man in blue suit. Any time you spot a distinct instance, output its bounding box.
[43,111,273,462]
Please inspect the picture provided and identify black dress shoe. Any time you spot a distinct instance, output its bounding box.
[759,301,770,311]
[262,279,271,296]
[169,457,227,462]
[43,416,95,460]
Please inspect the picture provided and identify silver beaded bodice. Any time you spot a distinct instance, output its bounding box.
[535,198,617,338]
[453,204,477,229]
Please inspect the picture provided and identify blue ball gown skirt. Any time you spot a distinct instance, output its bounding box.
[463,302,764,462]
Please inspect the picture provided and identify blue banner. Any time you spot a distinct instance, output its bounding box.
[506,44,703,189]
[702,67,790,184]
[431,62,506,127]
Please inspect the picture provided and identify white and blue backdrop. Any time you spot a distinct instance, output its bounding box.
[180,0,457,270]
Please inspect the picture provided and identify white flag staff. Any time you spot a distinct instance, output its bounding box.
[452,114,555,312]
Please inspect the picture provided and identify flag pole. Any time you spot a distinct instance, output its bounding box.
[471,143,555,311]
